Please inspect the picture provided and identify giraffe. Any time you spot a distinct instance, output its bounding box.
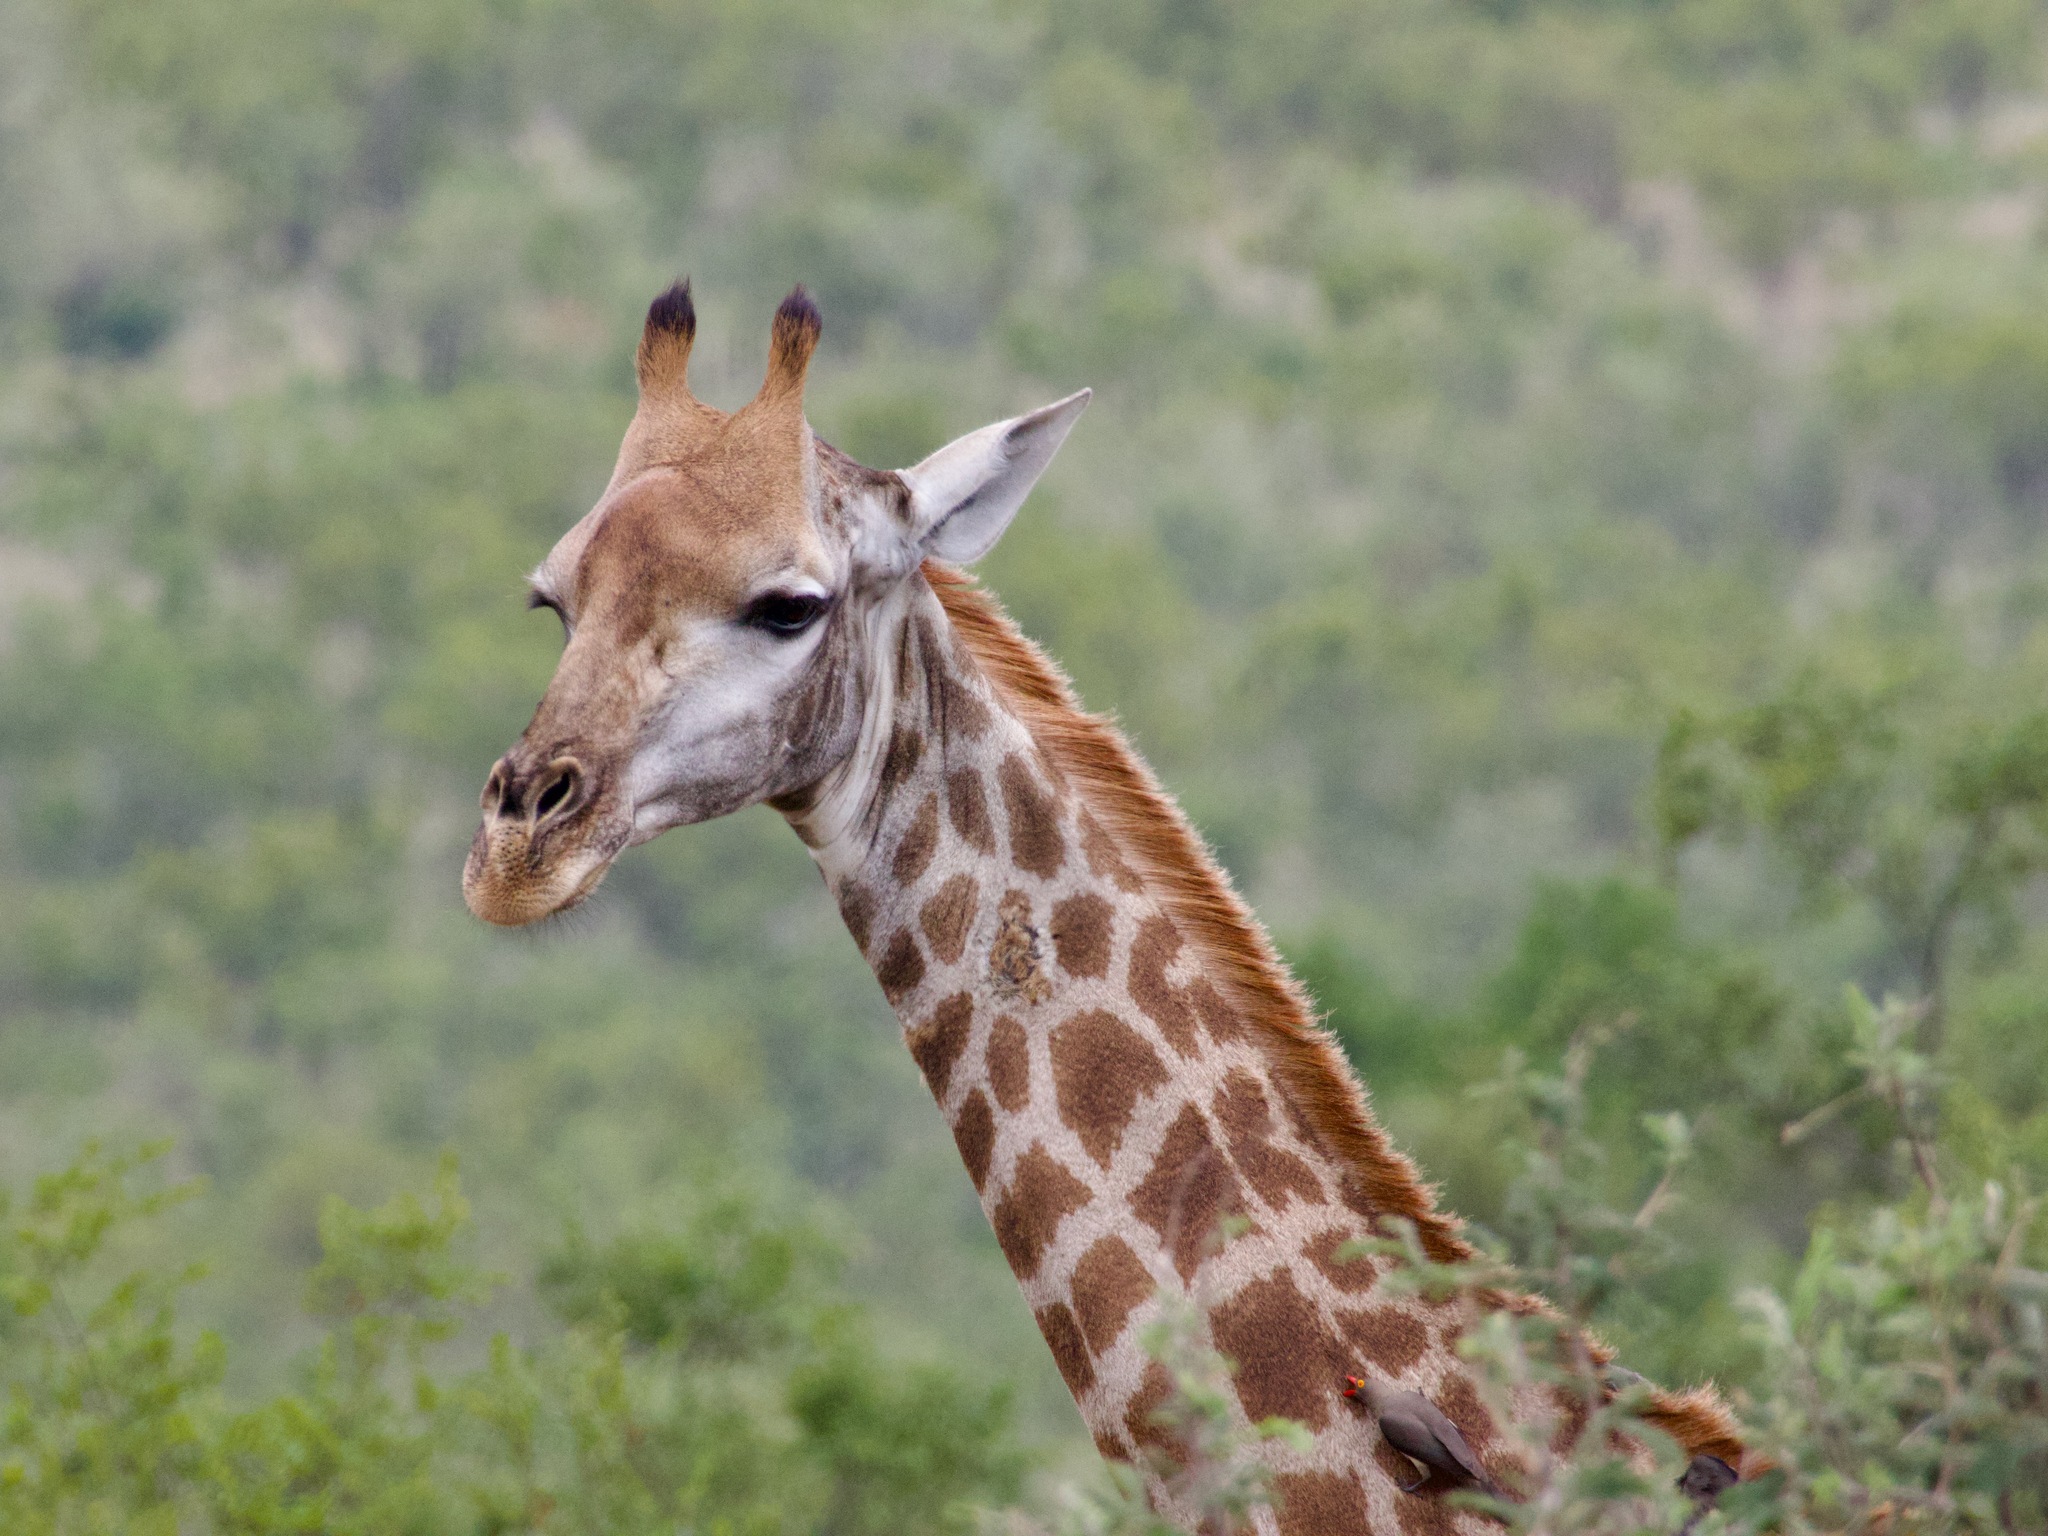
[463,283,1746,1533]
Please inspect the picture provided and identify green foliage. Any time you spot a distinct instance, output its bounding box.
[0,1148,1022,1535]
[789,1316,1026,1536]
[0,1143,215,1536]
[539,1202,812,1358]
[1657,667,2048,1041]
[1481,879,1780,1110]
[1320,1003,2047,1535]
[1740,1181,2048,1533]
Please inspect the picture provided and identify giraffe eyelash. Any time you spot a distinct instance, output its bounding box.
[744,591,832,637]
[528,589,570,632]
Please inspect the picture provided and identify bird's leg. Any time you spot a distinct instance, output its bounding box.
[1397,1465,1427,1494]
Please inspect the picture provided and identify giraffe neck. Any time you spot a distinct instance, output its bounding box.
[782,567,1515,1532]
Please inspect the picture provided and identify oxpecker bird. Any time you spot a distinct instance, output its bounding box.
[1344,1375,1505,1498]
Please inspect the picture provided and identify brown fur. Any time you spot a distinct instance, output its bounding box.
[924,560,1747,1468]
[764,286,822,398]
[636,278,697,387]
[610,281,822,494]
[619,280,729,472]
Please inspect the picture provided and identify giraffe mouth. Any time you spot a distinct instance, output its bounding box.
[461,815,629,926]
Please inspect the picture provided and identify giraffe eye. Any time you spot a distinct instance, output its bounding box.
[744,591,830,637]
[527,588,570,637]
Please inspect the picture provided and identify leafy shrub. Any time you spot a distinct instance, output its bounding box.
[0,1149,1022,1535]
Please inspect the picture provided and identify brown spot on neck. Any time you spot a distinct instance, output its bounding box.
[1125,1360,1184,1467]
[1433,1373,1498,1455]
[1275,1473,1372,1536]
[1050,892,1114,978]
[1078,808,1144,893]
[919,873,979,965]
[837,880,876,953]
[1337,1304,1429,1374]
[1392,1465,1463,1534]
[1128,916,1199,1056]
[875,927,926,1004]
[1129,1103,1243,1282]
[1210,1270,1336,1431]
[1050,1009,1169,1169]
[1036,1302,1094,1396]
[998,753,1066,878]
[1213,1069,1325,1210]
[1187,976,1248,1044]
[991,1144,1092,1280]
[891,791,940,885]
[952,1089,996,1191]
[1071,1235,1155,1355]
[912,611,993,741]
[878,724,925,800]
[908,992,974,1099]
[986,1014,1031,1113]
[946,767,996,854]
[1305,1226,1379,1293]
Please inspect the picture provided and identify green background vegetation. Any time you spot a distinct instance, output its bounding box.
[4,0,2048,1527]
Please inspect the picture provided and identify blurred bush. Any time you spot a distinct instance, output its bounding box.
[0,1149,1022,1534]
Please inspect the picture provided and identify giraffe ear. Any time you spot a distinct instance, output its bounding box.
[900,390,1090,565]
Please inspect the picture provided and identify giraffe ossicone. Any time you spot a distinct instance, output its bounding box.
[465,283,1747,1533]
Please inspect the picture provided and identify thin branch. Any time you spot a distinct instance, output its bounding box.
[1631,1164,1679,1231]
[1917,813,1995,1051]
[1782,1088,1858,1146]
[1991,1194,2039,1286]
[1883,1074,1946,1216]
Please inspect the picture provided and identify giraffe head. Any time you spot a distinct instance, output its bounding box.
[463,282,1088,925]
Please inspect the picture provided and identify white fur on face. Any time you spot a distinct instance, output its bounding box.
[618,602,848,837]
[779,578,919,877]
[626,474,935,862]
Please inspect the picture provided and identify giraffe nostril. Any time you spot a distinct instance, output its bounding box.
[484,760,513,818]
[533,761,582,824]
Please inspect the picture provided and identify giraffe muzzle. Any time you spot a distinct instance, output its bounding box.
[464,751,623,925]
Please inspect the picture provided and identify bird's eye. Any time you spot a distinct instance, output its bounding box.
[744,591,830,637]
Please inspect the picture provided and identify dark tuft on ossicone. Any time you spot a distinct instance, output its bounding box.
[774,284,822,346]
[759,284,823,397]
[646,279,696,342]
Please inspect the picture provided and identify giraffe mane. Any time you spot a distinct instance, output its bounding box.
[924,559,1749,1470]
[924,560,1470,1262]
